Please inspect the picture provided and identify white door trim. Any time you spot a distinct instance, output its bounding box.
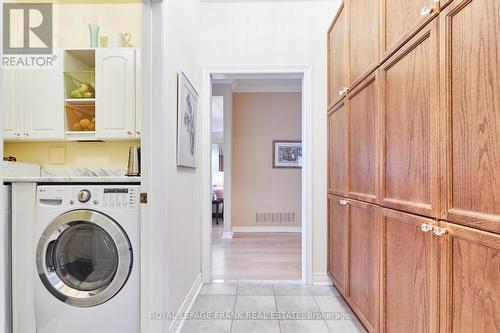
[140,1,167,333]
[201,65,313,285]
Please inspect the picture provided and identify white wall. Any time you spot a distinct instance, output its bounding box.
[201,0,341,277]
[153,0,201,331]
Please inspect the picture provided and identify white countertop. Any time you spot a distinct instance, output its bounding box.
[4,176,141,183]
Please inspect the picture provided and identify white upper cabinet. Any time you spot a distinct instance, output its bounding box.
[96,48,136,140]
[2,49,64,141]
[135,49,142,139]
[24,49,65,139]
[2,68,24,140]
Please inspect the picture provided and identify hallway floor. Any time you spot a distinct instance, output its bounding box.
[181,283,366,333]
[212,224,301,280]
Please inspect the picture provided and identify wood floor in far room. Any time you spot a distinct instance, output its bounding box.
[212,224,302,281]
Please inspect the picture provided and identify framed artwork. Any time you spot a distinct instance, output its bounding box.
[273,140,302,169]
[177,72,199,168]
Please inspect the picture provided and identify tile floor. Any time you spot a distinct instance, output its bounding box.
[180,283,367,333]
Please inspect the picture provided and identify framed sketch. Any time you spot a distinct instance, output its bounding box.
[177,72,199,168]
[273,140,302,168]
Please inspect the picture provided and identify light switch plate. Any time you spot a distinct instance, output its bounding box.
[49,147,66,165]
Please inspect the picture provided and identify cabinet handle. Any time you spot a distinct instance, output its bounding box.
[338,199,349,206]
[421,224,433,233]
[420,6,433,16]
[433,227,447,236]
[338,87,349,96]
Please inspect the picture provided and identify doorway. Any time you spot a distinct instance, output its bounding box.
[201,66,313,284]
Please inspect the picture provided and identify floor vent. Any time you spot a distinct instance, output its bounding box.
[256,212,296,223]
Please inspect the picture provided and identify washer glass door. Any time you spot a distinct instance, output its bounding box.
[52,223,118,291]
[37,210,132,308]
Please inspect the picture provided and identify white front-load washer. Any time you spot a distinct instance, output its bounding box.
[34,185,140,333]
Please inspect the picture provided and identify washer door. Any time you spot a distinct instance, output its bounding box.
[36,210,132,307]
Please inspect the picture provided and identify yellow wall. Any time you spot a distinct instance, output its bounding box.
[4,141,139,169]
[7,1,142,49]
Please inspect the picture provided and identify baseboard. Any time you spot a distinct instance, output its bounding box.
[171,273,203,333]
[312,273,333,286]
[232,226,301,233]
[222,231,234,239]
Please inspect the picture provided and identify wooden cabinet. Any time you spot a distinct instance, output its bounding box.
[348,199,380,332]
[327,195,349,295]
[96,48,136,140]
[347,0,379,87]
[328,100,348,196]
[381,208,439,333]
[347,72,379,204]
[381,0,438,60]
[327,2,347,109]
[379,20,440,218]
[439,221,500,333]
[327,1,499,331]
[439,0,500,234]
[2,49,64,140]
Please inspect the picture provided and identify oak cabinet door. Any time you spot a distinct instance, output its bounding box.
[381,0,438,60]
[348,0,379,87]
[439,222,500,333]
[328,2,347,109]
[348,199,380,332]
[440,0,500,234]
[380,20,440,218]
[381,209,439,333]
[347,72,379,204]
[328,101,348,196]
[328,195,349,295]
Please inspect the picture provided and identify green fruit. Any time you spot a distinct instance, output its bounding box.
[70,90,82,98]
[78,84,89,93]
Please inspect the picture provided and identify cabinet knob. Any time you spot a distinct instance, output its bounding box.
[338,199,349,206]
[420,6,433,16]
[338,89,344,96]
[433,227,447,236]
[24,133,29,136]
[15,133,21,136]
[127,131,132,135]
[136,131,142,135]
[421,223,433,233]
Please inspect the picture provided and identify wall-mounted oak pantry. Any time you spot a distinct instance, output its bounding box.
[327,0,500,332]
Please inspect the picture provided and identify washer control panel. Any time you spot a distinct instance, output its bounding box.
[102,188,138,207]
[38,186,140,210]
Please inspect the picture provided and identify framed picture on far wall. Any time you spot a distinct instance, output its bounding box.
[273,140,302,169]
[177,72,199,168]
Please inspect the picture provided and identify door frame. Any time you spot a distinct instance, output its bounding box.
[201,65,313,284]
